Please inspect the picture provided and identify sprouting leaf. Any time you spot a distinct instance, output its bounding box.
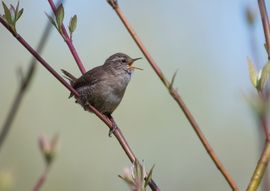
[38,134,59,165]
[16,8,23,21]
[144,165,155,189]
[258,61,270,91]
[2,1,12,25]
[45,12,57,29]
[15,1,19,15]
[14,1,23,22]
[68,14,77,37]
[56,4,64,30]
[9,5,15,23]
[169,69,178,91]
[118,174,134,186]
[248,58,258,88]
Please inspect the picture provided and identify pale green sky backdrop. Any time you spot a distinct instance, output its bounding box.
[0,0,268,190]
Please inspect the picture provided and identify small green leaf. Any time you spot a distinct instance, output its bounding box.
[68,14,77,36]
[56,4,64,31]
[10,5,15,24]
[45,12,57,29]
[15,1,19,14]
[248,58,258,88]
[2,1,12,25]
[134,160,143,181]
[16,8,23,21]
[14,1,23,22]
[144,165,155,189]
[258,61,270,91]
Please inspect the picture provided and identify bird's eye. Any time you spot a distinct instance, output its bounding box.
[121,58,127,63]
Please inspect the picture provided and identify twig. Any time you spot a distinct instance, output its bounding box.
[32,165,50,191]
[246,140,270,191]
[47,0,86,74]
[246,4,270,190]
[0,3,59,151]
[0,16,160,191]
[245,1,270,190]
[258,0,270,59]
[106,1,239,190]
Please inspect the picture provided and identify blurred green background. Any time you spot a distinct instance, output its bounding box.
[0,0,268,190]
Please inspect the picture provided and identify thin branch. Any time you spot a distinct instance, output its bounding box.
[261,113,270,141]
[106,1,239,190]
[247,140,270,191]
[0,3,59,151]
[47,0,86,74]
[258,0,270,59]
[32,165,50,191]
[245,1,270,190]
[0,16,160,191]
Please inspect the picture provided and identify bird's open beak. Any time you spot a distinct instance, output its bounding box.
[128,57,143,71]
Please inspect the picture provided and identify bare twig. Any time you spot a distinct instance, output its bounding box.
[32,165,50,191]
[106,1,239,190]
[246,5,270,189]
[245,1,270,190]
[247,140,270,191]
[0,3,60,151]
[258,0,270,59]
[0,16,160,191]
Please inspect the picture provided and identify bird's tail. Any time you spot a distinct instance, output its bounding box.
[61,69,76,98]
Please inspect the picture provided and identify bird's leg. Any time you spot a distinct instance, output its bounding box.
[107,114,118,137]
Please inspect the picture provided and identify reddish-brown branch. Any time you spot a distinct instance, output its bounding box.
[0,16,160,191]
[261,113,270,141]
[107,1,239,190]
[32,165,50,191]
[47,0,86,74]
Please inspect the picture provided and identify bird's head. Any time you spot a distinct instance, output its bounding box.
[104,53,142,73]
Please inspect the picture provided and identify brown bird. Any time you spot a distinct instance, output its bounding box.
[62,52,142,135]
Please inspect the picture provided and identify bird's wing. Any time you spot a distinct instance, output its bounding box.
[72,65,110,89]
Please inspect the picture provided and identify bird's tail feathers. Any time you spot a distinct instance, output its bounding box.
[61,69,76,84]
[61,69,76,98]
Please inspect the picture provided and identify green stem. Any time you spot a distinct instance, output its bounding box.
[247,141,270,191]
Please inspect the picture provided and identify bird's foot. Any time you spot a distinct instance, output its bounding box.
[107,114,118,137]
[108,125,118,137]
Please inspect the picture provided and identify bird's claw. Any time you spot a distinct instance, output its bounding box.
[108,125,118,137]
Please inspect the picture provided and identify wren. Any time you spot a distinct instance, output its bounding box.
[62,53,142,135]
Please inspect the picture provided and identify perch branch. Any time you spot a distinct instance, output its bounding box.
[0,16,160,191]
